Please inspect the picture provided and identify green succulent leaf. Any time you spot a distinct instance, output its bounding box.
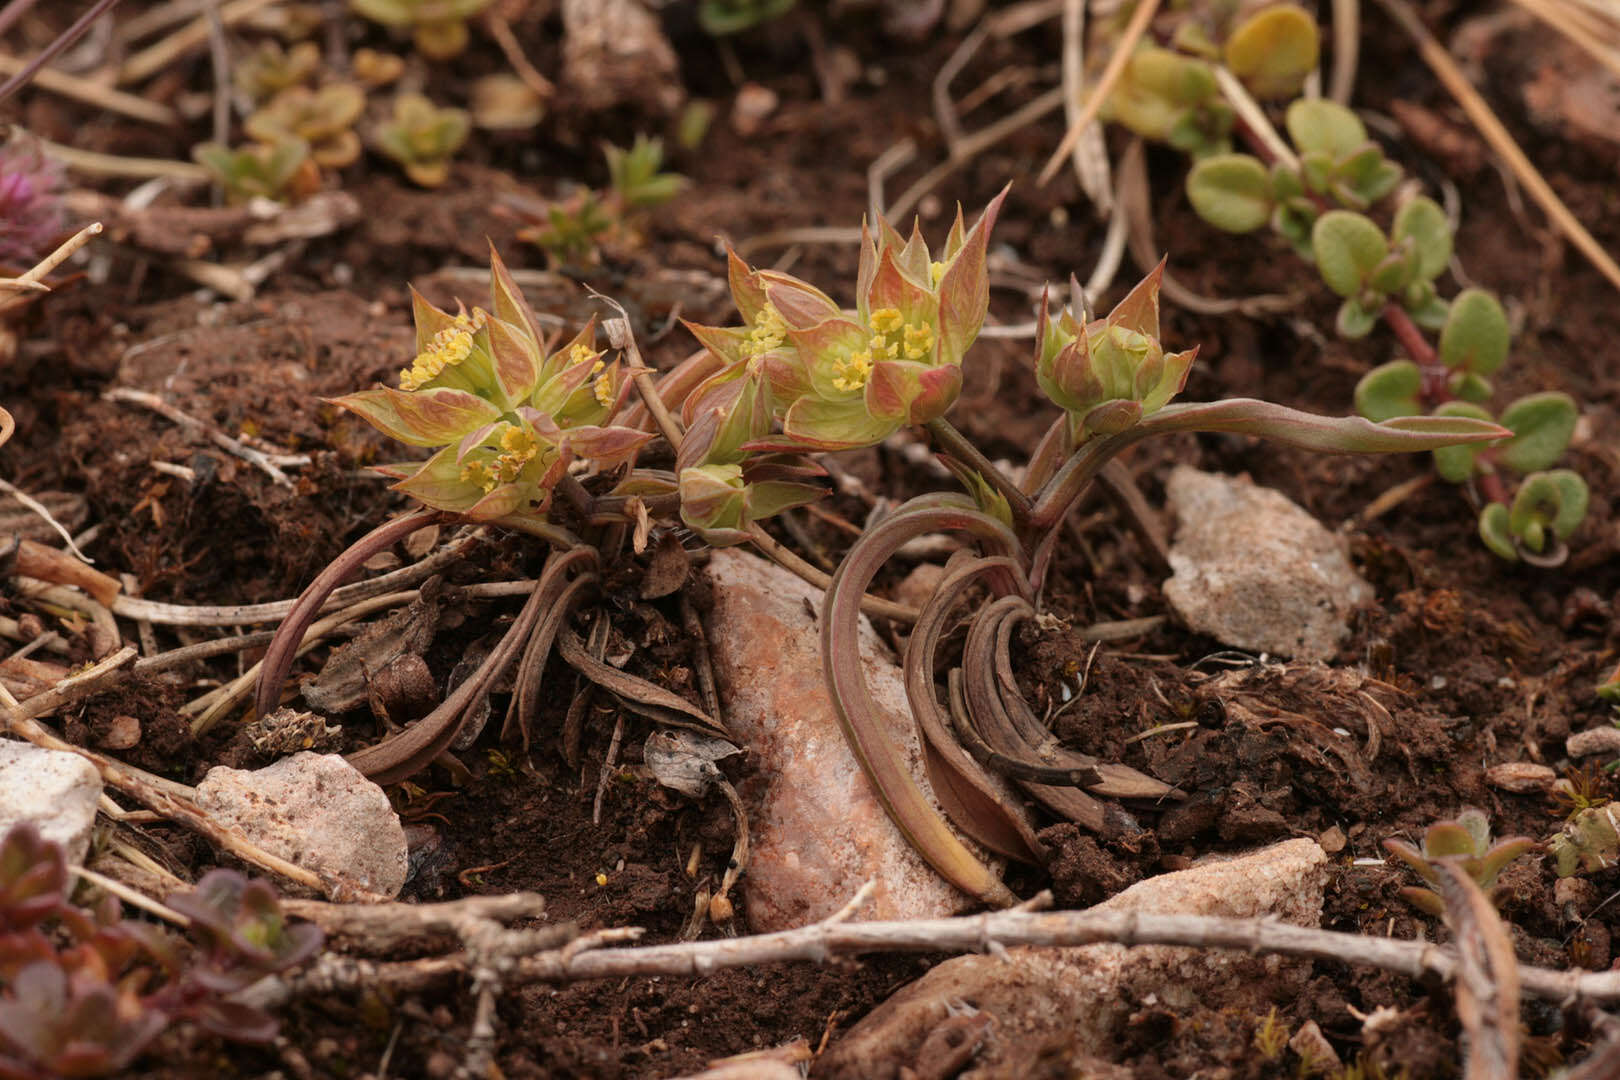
[1479,502,1518,560]
[1337,147,1403,206]
[1368,243,1419,294]
[1285,99,1367,160]
[1391,196,1453,281]
[1336,296,1379,339]
[1509,468,1589,551]
[1403,279,1450,331]
[1353,360,1422,421]
[1431,402,1494,483]
[1498,391,1577,472]
[1312,210,1389,297]
[1224,3,1319,100]
[1438,288,1510,374]
[1447,370,1493,404]
[1185,154,1274,233]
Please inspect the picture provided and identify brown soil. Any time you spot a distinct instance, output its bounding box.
[6,2,1620,1077]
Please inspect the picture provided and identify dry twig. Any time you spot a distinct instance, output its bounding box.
[103,387,302,486]
[1037,0,1161,185]
[1371,0,1620,296]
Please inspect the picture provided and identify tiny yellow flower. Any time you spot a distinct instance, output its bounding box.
[592,373,614,407]
[569,342,598,366]
[870,307,903,333]
[595,872,608,886]
[832,348,874,393]
[740,303,787,361]
[930,260,946,285]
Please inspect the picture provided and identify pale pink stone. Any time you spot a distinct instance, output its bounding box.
[701,548,994,932]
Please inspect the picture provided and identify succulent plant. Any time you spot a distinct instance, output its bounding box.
[374,93,470,187]
[0,823,320,1077]
[0,135,65,266]
[348,0,493,60]
[605,135,687,212]
[331,249,652,520]
[233,40,322,103]
[698,0,797,36]
[192,137,319,205]
[245,83,366,169]
[1383,809,1538,917]
[518,137,685,266]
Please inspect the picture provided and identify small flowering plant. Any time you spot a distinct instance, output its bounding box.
[333,249,651,521]
[276,190,1510,911]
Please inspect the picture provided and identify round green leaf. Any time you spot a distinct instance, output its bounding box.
[1225,3,1319,100]
[1430,402,1493,483]
[1335,146,1403,206]
[1478,502,1517,561]
[1336,297,1378,339]
[1312,210,1389,297]
[1391,196,1453,281]
[1286,99,1367,159]
[1498,391,1577,472]
[1368,244,1418,294]
[1509,468,1589,546]
[1186,154,1274,233]
[1353,359,1422,421]
[1437,288,1510,374]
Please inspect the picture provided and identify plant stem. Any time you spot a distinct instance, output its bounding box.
[1382,301,1453,403]
[0,0,124,105]
[924,417,1032,529]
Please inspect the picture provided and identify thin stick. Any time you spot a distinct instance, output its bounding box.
[7,645,135,721]
[1060,0,1113,213]
[1328,0,1361,104]
[0,480,94,561]
[111,528,482,626]
[1037,0,1161,185]
[891,88,1063,222]
[591,713,625,826]
[0,0,124,105]
[484,12,553,100]
[1214,66,1299,170]
[72,864,190,927]
[0,55,175,124]
[104,387,299,487]
[35,137,210,181]
[1371,0,1620,296]
[0,221,102,289]
[1508,0,1620,82]
[243,884,1620,1006]
[118,0,281,84]
[203,0,230,150]
[604,305,684,451]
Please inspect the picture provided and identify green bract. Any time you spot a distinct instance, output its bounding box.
[698,0,796,35]
[332,249,652,521]
[1032,262,1198,444]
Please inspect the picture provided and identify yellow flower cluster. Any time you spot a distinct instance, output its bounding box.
[739,304,787,366]
[831,307,937,393]
[458,423,540,493]
[399,313,478,391]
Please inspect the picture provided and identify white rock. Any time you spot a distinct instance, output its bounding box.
[194,751,407,900]
[700,548,998,932]
[1163,466,1370,660]
[821,839,1331,1078]
[0,740,102,866]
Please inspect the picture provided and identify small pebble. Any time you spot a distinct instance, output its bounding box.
[96,713,142,751]
[1485,761,1556,793]
[1317,825,1347,854]
[1567,727,1620,759]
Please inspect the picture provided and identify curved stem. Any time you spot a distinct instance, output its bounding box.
[821,499,1028,908]
[487,515,580,549]
[924,417,1032,530]
[905,554,1045,863]
[252,509,440,719]
[347,547,598,785]
[1022,415,1069,495]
